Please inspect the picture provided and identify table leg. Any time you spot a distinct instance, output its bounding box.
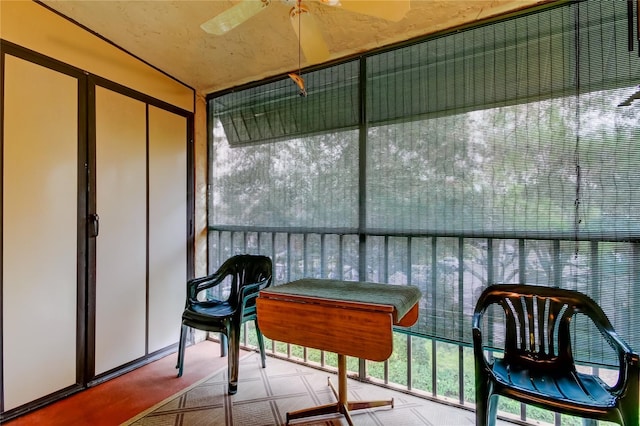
[338,354,347,405]
[285,354,394,425]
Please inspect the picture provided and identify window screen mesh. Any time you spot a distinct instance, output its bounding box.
[209,0,640,365]
[210,126,359,228]
[210,62,359,229]
[213,61,359,145]
[367,8,576,124]
[366,7,580,235]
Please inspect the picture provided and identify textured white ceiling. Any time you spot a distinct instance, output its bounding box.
[41,0,551,94]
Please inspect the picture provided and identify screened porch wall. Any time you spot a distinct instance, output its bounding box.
[208,0,640,423]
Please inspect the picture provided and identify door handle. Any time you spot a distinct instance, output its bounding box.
[89,213,100,237]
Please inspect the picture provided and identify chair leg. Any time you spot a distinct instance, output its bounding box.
[255,320,266,368]
[227,326,240,395]
[176,324,188,377]
[487,394,499,426]
[475,392,488,426]
[619,400,639,426]
[475,380,497,426]
[220,332,228,357]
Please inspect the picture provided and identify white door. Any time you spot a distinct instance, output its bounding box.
[2,55,79,410]
[1,55,189,413]
[148,106,187,352]
[94,86,147,374]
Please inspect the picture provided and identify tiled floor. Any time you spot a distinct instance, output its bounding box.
[125,351,489,426]
[5,341,505,426]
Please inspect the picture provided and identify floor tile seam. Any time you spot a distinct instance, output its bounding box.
[299,374,326,406]
[142,403,225,417]
[232,391,315,406]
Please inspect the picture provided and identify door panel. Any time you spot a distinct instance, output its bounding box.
[94,86,147,374]
[2,55,78,410]
[147,106,187,353]
[1,45,192,418]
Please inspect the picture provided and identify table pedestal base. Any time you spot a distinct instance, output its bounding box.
[285,354,394,425]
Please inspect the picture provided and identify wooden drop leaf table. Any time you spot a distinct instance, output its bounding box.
[257,278,422,425]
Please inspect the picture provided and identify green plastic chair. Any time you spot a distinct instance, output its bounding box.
[473,284,639,426]
[176,254,272,394]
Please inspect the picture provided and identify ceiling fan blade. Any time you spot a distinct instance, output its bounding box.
[289,5,330,64]
[324,0,410,22]
[201,0,271,35]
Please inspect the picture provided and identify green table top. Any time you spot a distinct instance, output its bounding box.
[264,278,422,320]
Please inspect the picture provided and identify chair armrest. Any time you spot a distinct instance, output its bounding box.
[471,285,501,362]
[584,306,639,393]
[186,272,227,304]
[472,309,493,370]
[603,329,635,357]
[239,278,270,308]
[594,324,639,393]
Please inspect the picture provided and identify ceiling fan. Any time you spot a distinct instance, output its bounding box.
[200,0,411,65]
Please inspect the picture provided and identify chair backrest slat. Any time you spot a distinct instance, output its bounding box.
[492,286,578,370]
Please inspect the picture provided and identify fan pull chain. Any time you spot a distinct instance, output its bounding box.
[297,0,302,75]
[288,0,307,97]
